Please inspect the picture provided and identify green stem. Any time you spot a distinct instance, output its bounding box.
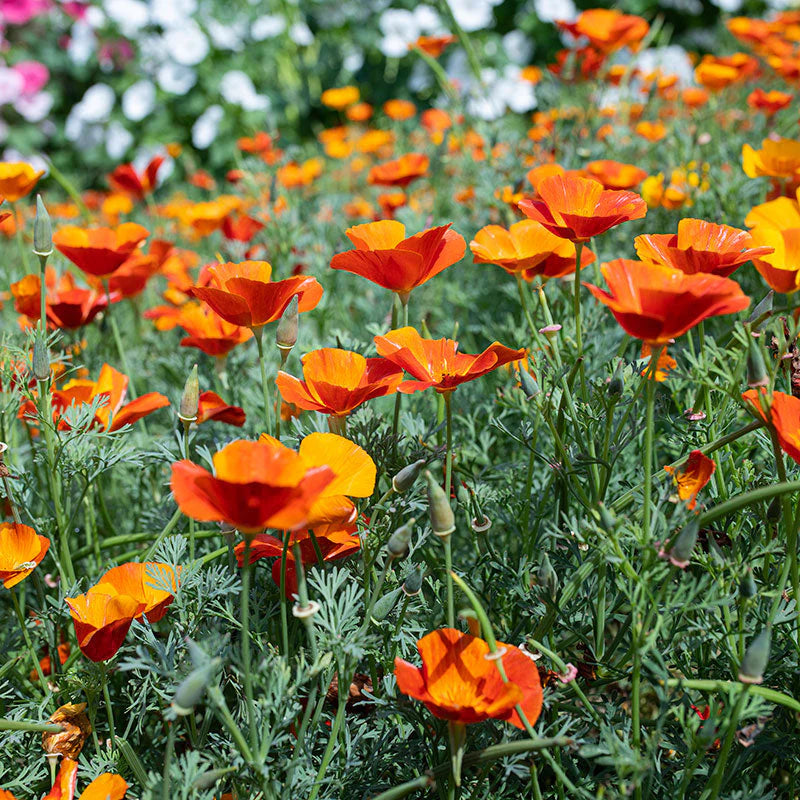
[443,392,453,497]
[100,663,116,748]
[254,327,274,435]
[104,282,138,399]
[10,589,48,692]
[240,538,257,749]
[280,531,290,655]
[642,345,662,543]
[161,723,177,800]
[443,536,454,628]
[0,719,61,733]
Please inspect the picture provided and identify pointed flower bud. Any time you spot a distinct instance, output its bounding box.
[371,586,403,621]
[402,566,423,596]
[537,553,558,599]
[425,470,455,539]
[171,659,219,715]
[179,364,199,422]
[392,459,425,493]
[608,360,624,397]
[739,568,757,600]
[32,333,50,382]
[738,626,770,684]
[387,518,414,559]
[276,295,298,352]
[746,335,769,389]
[519,368,540,400]
[33,195,52,257]
[665,518,699,569]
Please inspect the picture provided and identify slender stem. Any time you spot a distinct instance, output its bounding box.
[160,722,177,800]
[443,392,453,496]
[254,327,274,435]
[10,589,48,691]
[104,281,138,398]
[292,541,318,661]
[276,348,289,439]
[100,663,117,748]
[699,686,750,800]
[308,692,347,800]
[279,531,290,655]
[642,345,662,543]
[443,536,454,628]
[240,538,257,749]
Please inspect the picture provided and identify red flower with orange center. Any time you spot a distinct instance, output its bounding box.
[53,223,150,277]
[196,390,246,426]
[747,88,793,116]
[276,348,403,419]
[585,259,750,345]
[634,218,773,277]
[170,438,335,534]
[518,175,646,243]
[395,628,543,728]
[664,450,716,509]
[190,261,322,329]
[374,327,525,393]
[0,522,49,588]
[65,592,145,662]
[743,389,800,464]
[107,156,164,201]
[368,153,429,188]
[166,302,254,357]
[330,220,465,300]
[91,562,178,624]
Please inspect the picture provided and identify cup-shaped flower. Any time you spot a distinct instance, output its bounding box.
[276,348,403,418]
[108,156,164,201]
[330,220,465,299]
[584,159,647,190]
[170,439,335,534]
[41,757,128,800]
[91,562,178,624]
[470,219,594,280]
[395,628,542,728]
[53,223,150,277]
[634,218,773,277]
[743,389,800,464]
[0,522,49,588]
[189,261,322,329]
[374,327,525,393]
[0,161,44,201]
[585,259,750,345]
[196,390,246,426]
[65,592,145,662]
[748,226,800,293]
[556,9,648,53]
[664,450,716,509]
[368,153,429,188]
[742,137,800,180]
[518,174,646,243]
[171,303,254,356]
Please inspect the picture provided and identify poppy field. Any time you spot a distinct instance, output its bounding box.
[4,3,800,799]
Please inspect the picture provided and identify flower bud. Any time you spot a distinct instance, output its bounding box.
[387,518,414,559]
[33,195,52,257]
[32,334,50,382]
[537,553,558,599]
[739,568,757,600]
[746,290,773,329]
[371,586,402,621]
[597,503,617,532]
[425,470,455,538]
[666,518,699,569]
[402,566,423,596]
[519,368,540,400]
[171,659,219,715]
[192,768,233,790]
[746,335,769,389]
[608,360,624,397]
[738,626,770,685]
[276,295,298,352]
[42,703,92,759]
[392,459,425,493]
[179,364,199,422]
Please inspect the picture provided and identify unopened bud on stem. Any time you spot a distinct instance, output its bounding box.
[32,334,50,382]
[392,459,425,493]
[738,626,771,684]
[33,195,52,258]
[387,518,414,559]
[276,296,298,355]
[425,470,455,539]
[179,364,199,423]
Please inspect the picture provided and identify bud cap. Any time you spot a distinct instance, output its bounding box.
[34,195,53,257]
[392,459,425,494]
[425,470,455,538]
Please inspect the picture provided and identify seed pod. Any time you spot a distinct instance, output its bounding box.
[519,368,540,400]
[387,518,414,559]
[666,518,699,569]
[402,566,423,596]
[392,459,425,494]
[32,334,50,382]
[33,195,52,257]
[276,295,298,351]
[425,471,455,538]
[371,586,403,621]
[746,335,769,389]
[179,364,199,422]
[739,569,757,600]
[537,553,558,599]
[738,626,771,685]
[171,660,219,715]
[608,360,624,397]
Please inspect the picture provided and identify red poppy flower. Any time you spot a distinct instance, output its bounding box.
[196,391,246,426]
[374,327,525,393]
[395,628,542,728]
[743,389,800,464]
[53,223,150,277]
[65,592,145,662]
[518,175,646,243]
[634,219,773,277]
[330,220,465,299]
[98,239,174,299]
[585,159,648,190]
[222,213,265,243]
[166,302,254,357]
[585,259,750,345]
[107,156,164,201]
[0,522,49,588]
[39,757,128,800]
[276,348,403,418]
[368,153,429,188]
[190,261,322,329]
[170,438,335,534]
[664,450,716,509]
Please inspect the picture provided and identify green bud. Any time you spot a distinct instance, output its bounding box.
[32,334,50,382]
[371,586,402,621]
[746,335,769,389]
[597,503,617,533]
[33,195,52,257]
[519,368,539,400]
[739,568,757,600]
[192,768,235,789]
[402,566,423,596]
[537,553,558,599]
[665,518,699,569]
[179,364,199,422]
[425,470,455,539]
[738,626,771,684]
[608,360,624,397]
[456,484,470,509]
[171,659,219,715]
[392,459,425,494]
[276,295,298,351]
[387,518,414,559]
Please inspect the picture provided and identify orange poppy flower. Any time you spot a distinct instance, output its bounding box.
[96,239,173,300]
[170,438,335,534]
[634,218,773,277]
[383,99,416,120]
[164,303,253,357]
[30,642,70,682]
[107,156,164,201]
[518,175,646,243]
[20,363,169,432]
[90,562,178,624]
[181,196,242,236]
[470,219,594,280]
[395,628,542,728]
[377,191,408,217]
[695,54,758,91]
[0,522,49,589]
[277,158,323,189]
[53,223,149,277]
[11,270,115,330]
[321,86,360,110]
[640,343,677,382]
[681,87,709,109]
[368,153,429,188]
[38,757,128,800]
[196,390,246,426]
[635,120,667,143]
[330,220,465,300]
[743,389,800,464]
[747,88,793,116]
[374,327,525,394]
[584,160,647,190]
[664,449,715,510]
[557,9,648,53]
[748,225,800,294]
[190,261,322,329]
[0,161,44,201]
[65,591,145,662]
[222,213,264,243]
[412,35,455,58]
[585,259,750,345]
[743,137,800,181]
[276,348,403,418]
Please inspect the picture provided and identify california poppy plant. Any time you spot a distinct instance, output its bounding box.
[53,223,150,277]
[557,9,649,54]
[0,161,44,202]
[276,348,403,420]
[108,156,164,201]
[29,757,128,800]
[518,174,647,243]
[664,450,716,509]
[65,591,145,662]
[584,159,648,190]
[196,390,246,426]
[394,628,542,728]
[374,327,525,393]
[91,562,178,623]
[368,153,429,188]
[634,218,773,277]
[330,220,465,301]
[170,438,335,534]
[743,389,800,464]
[0,522,49,589]
[190,261,323,329]
[585,259,750,345]
[171,303,253,357]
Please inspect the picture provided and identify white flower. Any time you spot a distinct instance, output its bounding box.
[207,18,246,51]
[450,0,500,32]
[289,21,313,46]
[103,0,149,36]
[220,70,270,111]
[157,63,197,94]
[379,8,419,57]
[106,121,134,160]
[503,30,533,64]
[67,21,96,65]
[709,0,742,9]
[413,5,441,33]
[531,0,576,23]
[15,92,53,122]
[343,48,364,73]
[634,46,694,86]
[150,0,197,28]
[251,14,286,40]
[85,7,106,27]
[76,83,115,122]
[192,104,224,149]
[0,68,23,105]
[163,23,209,66]
[122,80,156,121]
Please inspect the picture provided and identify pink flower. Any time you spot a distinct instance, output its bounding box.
[0,0,51,25]
[13,61,48,95]
[60,1,87,19]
